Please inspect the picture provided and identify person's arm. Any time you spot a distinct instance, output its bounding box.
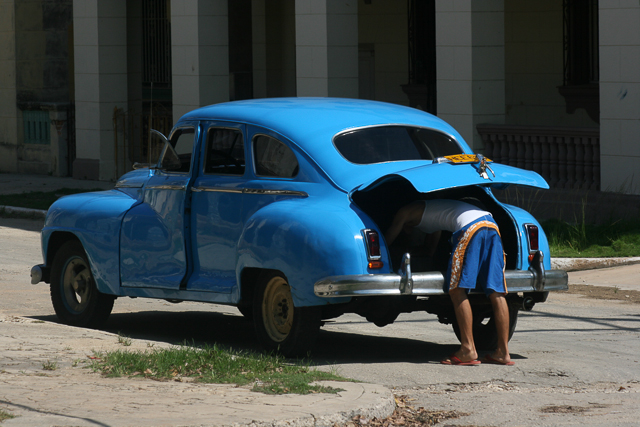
[385,203,423,246]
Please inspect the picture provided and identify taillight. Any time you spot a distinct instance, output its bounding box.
[525,224,539,252]
[363,229,383,269]
[364,230,381,257]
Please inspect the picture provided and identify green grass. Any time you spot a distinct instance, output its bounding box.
[542,218,640,258]
[0,188,104,211]
[89,343,346,395]
[0,409,15,422]
[41,360,58,371]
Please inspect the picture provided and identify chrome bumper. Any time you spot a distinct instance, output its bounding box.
[314,252,568,298]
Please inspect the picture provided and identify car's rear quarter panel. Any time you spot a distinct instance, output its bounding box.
[237,192,386,307]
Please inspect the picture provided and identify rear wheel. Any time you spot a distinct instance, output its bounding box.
[50,241,115,327]
[452,303,519,351]
[253,272,321,357]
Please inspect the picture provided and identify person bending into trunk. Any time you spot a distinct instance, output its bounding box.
[385,199,514,366]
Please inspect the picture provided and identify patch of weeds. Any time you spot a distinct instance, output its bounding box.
[32,320,45,324]
[42,360,58,371]
[542,217,640,258]
[350,395,462,427]
[117,332,132,346]
[89,343,346,395]
[0,409,15,422]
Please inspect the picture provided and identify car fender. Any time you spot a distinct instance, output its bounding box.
[237,196,387,307]
[43,189,140,295]
[501,203,552,271]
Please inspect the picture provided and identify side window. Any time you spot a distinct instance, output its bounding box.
[253,135,299,178]
[204,128,245,175]
[162,127,195,173]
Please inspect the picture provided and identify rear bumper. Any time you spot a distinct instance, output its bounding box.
[314,252,568,297]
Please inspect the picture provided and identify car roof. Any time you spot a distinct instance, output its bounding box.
[178,98,472,192]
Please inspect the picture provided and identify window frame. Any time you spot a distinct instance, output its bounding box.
[202,126,246,176]
[252,133,300,179]
[159,125,196,174]
[332,124,464,165]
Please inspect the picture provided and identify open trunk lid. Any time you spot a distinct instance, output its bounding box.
[351,158,549,195]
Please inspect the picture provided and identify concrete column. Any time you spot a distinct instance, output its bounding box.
[0,0,18,173]
[295,0,358,97]
[48,109,68,177]
[252,0,267,98]
[73,0,128,181]
[171,0,229,121]
[436,0,505,151]
[599,2,640,194]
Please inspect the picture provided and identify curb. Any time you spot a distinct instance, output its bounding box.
[0,205,47,219]
[551,257,640,272]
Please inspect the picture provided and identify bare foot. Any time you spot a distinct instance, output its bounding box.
[482,353,514,366]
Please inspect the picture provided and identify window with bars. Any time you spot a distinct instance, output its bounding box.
[142,0,171,88]
[558,0,599,123]
[563,0,599,86]
[23,110,50,145]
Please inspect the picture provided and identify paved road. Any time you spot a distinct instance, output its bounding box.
[1,217,639,426]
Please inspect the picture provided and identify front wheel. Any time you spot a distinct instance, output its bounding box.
[50,241,115,327]
[452,303,519,351]
[253,272,321,357]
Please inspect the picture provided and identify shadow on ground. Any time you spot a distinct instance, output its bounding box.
[29,310,468,366]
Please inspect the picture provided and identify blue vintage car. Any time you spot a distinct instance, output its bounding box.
[31,98,567,356]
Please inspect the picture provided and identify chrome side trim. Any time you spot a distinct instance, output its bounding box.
[242,188,308,197]
[191,187,308,197]
[146,184,187,191]
[115,181,144,188]
[192,187,243,194]
[314,269,568,297]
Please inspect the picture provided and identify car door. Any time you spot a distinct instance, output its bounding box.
[187,122,247,293]
[120,123,199,289]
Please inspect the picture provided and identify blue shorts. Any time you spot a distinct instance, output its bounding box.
[445,216,507,296]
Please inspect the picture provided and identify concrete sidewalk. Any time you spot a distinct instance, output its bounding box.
[0,315,394,427]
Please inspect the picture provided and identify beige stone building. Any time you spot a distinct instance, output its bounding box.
[0,0,638,196]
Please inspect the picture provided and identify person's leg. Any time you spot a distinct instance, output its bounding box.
[488,291,512,364]
[448,286,478,362]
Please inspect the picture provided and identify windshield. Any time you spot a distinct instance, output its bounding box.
[333,126,463,164]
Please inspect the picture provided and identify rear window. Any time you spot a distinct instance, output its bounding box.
[333,126,462,164]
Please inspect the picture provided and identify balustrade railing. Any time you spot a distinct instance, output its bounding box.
[477,124,600,191]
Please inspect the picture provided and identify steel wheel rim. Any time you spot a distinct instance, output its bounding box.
[262,276,293,343]
[61,256,93,314]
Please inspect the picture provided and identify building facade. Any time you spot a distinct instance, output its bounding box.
[0,0,638,195]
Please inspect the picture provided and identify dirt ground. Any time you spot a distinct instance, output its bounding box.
[567,284,640,304]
